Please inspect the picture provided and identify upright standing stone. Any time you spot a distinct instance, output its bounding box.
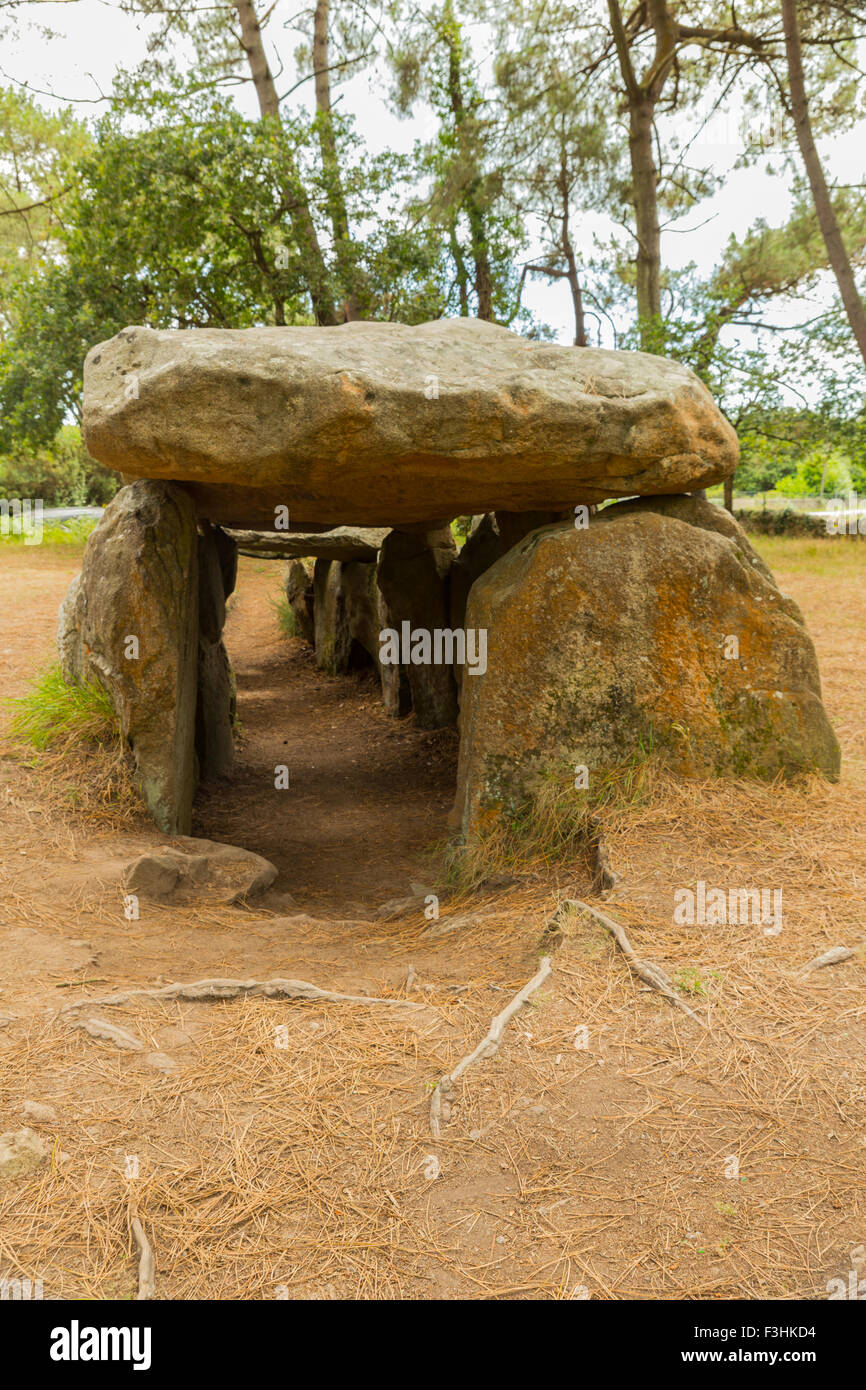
[454,507,840,838]
[449,515,503,634]
[56,480,199,834]
[494,510,570,552]
[341,560,412,716]
[196,521,235,781]
[377,527,458,729]
[313,559,352,675]
[284,559,316,645]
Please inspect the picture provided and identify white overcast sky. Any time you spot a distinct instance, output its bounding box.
[4,0,866,348]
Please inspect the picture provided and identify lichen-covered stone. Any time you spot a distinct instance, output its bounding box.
[454,508,840,837]
[56,480,199,834]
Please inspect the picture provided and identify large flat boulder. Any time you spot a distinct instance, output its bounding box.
[57,480,199,834]
[82,319,738,529]
[454,505,840,838]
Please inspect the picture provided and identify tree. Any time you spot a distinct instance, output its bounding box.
[0,89,90,335]
[781,0,866,367]
[491,18,619,346]
[391,0,528,323]
[0,88,450,446]
[604,0,774,350]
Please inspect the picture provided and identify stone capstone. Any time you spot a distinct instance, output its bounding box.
[82,318,738,528]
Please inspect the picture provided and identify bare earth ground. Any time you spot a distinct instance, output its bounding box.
[0,538,863,1301]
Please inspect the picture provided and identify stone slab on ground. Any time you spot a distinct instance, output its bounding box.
[122,837,278,905]
[0,1128,48,1180]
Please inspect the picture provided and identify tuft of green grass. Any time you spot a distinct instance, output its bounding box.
[6,665,119,751]
[270,592,297,638]
[674,966,707,997]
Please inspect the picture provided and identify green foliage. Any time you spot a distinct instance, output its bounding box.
[6,665,118,751]
[271,592,297,638]
[2,2,866,462]
[0,88,91,330]
[734,405,866,498]
[0,84,460,447]
[391,2,531,325]
[776,447,854,498]
[0,425,118,505]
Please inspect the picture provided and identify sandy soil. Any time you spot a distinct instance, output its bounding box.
[0,537,863,1301]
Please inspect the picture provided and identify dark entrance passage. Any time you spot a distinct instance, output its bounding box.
[191,557,458,914]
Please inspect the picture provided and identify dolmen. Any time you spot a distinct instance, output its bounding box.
[56,317,838,839]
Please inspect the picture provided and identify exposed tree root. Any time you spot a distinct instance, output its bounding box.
[799,945,854,974]
[131,1215,155,1301]
[567,899,705,1025]
[430,956,552,1137]
[75,1017,144,1050]
[60,976,426,1014]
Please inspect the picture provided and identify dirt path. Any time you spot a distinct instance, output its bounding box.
[194,559,458,912]
[0,549,460,913]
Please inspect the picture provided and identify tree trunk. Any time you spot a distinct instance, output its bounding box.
[607,0,666,350]
[782,0,866,366]
[565,252,587,347]
[313,0,360,320]
[724,475,734,513]
[450,225,470,316]
[465,189,494,319]
[233,0,338,326]
[443,8,495,321]
[558,147,587,346]
[630,93,662,343]
[234,0,279,116]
